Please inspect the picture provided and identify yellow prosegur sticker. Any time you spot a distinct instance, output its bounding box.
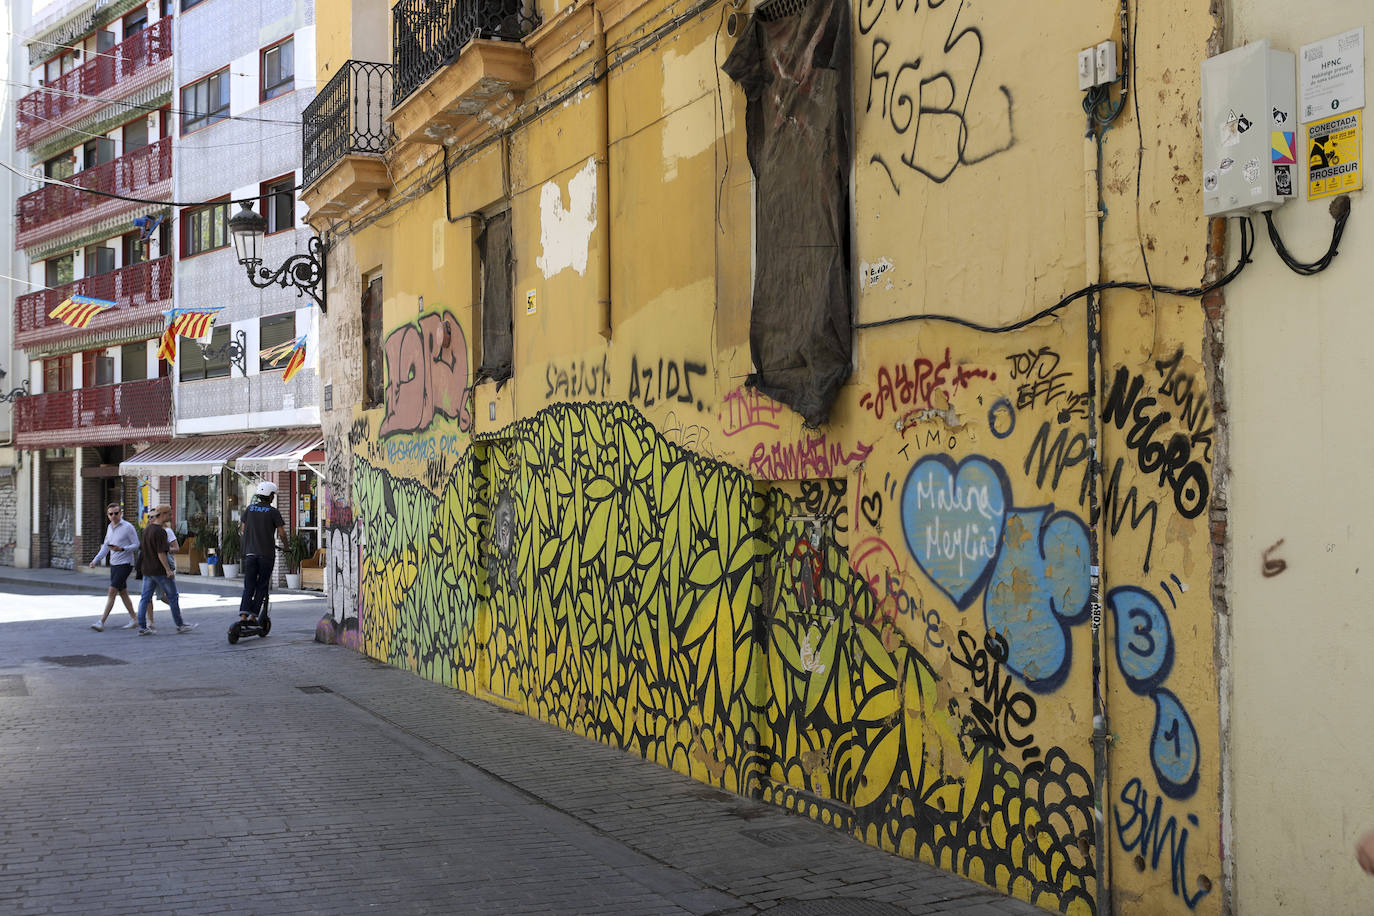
[1307,110,1362,199]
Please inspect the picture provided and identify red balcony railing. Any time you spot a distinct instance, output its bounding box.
[15,256,173,349]
[16,17,172,149]
[15,376,172,449]
[16,137,171,250]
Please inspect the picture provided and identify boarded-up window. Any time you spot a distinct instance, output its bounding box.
[722,0,852,427]
[361,274,384,408]
[475,210,513,384]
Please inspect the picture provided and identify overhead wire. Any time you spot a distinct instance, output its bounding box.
[0,158,300,208]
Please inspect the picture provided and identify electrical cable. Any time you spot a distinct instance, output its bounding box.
[1263,195,1351,276]
[854,216,1256,334]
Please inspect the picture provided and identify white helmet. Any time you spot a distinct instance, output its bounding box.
[255,480,278,499]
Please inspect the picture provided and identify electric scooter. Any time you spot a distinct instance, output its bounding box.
[228,592,272,643]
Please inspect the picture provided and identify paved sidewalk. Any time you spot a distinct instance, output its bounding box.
[0,572,1045,915]
[0,562,316,599]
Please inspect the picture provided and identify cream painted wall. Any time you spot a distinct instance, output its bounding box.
[1225,2,1374,913]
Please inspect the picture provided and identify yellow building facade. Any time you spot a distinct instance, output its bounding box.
[306,0,1229,912]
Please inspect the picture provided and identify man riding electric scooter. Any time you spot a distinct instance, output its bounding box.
[231,481,288,643]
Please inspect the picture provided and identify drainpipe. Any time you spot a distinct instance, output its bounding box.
[1083,119,1112,914]
[593,10,612,340]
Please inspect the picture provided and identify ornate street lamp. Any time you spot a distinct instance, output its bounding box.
[227,202,327,312]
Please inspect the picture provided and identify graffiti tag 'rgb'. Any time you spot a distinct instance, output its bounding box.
[380,309,472,438]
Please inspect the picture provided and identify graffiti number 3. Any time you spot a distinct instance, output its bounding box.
[1126,607,1156,658]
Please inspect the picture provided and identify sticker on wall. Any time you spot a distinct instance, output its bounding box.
[1271,131,1297,164]
[1243,158,1261,183]
[1220,110,1251,147]
[526,289,537,315]
[1300,27,1365,123]
[1219,156,1235,174]
[1308,110,1362,199]
[1274,164,1293,197]
[1203,170,1219,192]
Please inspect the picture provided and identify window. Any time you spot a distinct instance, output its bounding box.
[261,37,294,101]
[475,209,513,383]
[43,356,72,393]
[180,69,229,133]
[121,342,148,382]
[85,245,115,277]
[260,175,295,234]
[82,137,115,170]
[181,0,207,11]
[122,232,146,266]
[123,7,148,34]
[179,326,232,381]
[182,199,230,256]
[122,117,149,152]
[96,30,116,53]
[82,350,115,386]
[362,274,384,408]
[45,254,74,288]
[44,151,75,180]
[259,313,296,371]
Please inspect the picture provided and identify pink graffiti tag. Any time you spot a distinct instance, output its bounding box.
[749,436,873,481]
[379,310,472,438]
[720,386,785,436]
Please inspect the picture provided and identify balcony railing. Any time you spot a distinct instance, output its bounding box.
[15,256,173,348]
[393,0,540,104]
[16,17,173,149]
[16,137,171,250]
[15,376,173,448]
[303,60,396,189]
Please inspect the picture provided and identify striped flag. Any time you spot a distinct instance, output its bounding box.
[156,308,223,365]
[281,335,308,383]
[48,295,117,329]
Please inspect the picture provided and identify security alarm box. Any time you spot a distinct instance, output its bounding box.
[1201,40,1297,217]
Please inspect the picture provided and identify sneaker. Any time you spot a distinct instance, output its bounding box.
[121,621,138,629]
[177,623,198,634]
[146,626,156,632]
[138,628,154,636]
[90,623,103,632]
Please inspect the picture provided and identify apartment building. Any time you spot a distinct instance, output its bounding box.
[119,0,322,564]
[12,0,174,569]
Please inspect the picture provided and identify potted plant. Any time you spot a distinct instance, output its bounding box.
[220,519,241,578]
[283,531,311,590]
[196,522,220,577]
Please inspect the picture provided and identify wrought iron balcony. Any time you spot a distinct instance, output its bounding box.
[15,256,173,350]
[16,17,173,149]
[302,60,396,190]
[16,137,172,252]
[393,0,540,104]
[15,376,173,448]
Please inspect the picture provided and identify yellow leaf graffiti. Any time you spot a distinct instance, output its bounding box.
[352,401,1098,915]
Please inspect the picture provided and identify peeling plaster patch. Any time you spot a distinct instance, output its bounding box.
[537,157,598,278]
[662,41,721,182]
[860,257,894,291]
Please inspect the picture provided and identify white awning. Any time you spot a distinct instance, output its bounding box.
[119,435,259,477]
[235,433,325,474]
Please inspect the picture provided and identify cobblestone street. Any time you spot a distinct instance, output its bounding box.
[0,569,1043,915]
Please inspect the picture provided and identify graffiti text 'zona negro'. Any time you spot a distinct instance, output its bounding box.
[911,469,1000,577]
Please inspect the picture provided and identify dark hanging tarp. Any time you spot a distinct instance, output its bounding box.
[722,0,852,428]
[475,209,514,384]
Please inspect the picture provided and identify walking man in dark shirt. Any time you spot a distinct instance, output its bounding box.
[136,506,196,634]
[240,481,287,621]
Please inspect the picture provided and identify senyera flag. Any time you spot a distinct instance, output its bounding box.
[48,295,117,329]
[280,335,308,382]
[157,307,223,365]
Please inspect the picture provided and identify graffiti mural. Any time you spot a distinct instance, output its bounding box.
[352,400,1099,914]
[379,308,472,438]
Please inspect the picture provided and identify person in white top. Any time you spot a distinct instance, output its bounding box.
[88,503,140,631]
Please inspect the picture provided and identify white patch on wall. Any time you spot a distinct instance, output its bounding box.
[537,157,598,278]
[859,257,895,292]
[661,41,720,182]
